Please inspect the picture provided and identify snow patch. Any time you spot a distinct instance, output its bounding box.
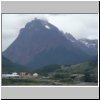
[45,25,50,29]
[80,41,96,48]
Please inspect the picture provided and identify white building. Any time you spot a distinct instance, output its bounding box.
[33,73,38,77]
[2,72,19,78]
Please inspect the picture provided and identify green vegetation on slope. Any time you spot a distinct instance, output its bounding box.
[33,58,98,83]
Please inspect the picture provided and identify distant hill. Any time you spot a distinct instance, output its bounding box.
[2,56,26,73]
[65,33,98,57]
[78,39,98,56]
[33,58,98,82]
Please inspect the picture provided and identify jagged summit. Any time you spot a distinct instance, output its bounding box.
[23,18,49,30]
[24,18,56,30]
[19,18,60,37]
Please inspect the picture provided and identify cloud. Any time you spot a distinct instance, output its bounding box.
[2,14,98,51]
[47,14,98,39]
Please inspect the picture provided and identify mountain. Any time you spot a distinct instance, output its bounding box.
[65,33,98,57]
[3,18,92,69]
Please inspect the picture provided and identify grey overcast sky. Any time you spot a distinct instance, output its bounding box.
[2,14,98,51]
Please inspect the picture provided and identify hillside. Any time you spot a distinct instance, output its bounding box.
[2,56,26,73]
[33,58,98,83]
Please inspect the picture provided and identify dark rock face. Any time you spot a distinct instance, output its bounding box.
[3,18,96,69]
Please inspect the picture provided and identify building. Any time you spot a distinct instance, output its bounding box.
[20,72,32,78]
[2,72,19,78]
[33,73,38,77]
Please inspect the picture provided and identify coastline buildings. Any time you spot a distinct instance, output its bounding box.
[2,72,19,78]
[2,72,39,78]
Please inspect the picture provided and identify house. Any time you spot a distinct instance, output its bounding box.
[20,72,32,78]
[33,73,38,77]
[20,72,26,77]
[2,72,19,78]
